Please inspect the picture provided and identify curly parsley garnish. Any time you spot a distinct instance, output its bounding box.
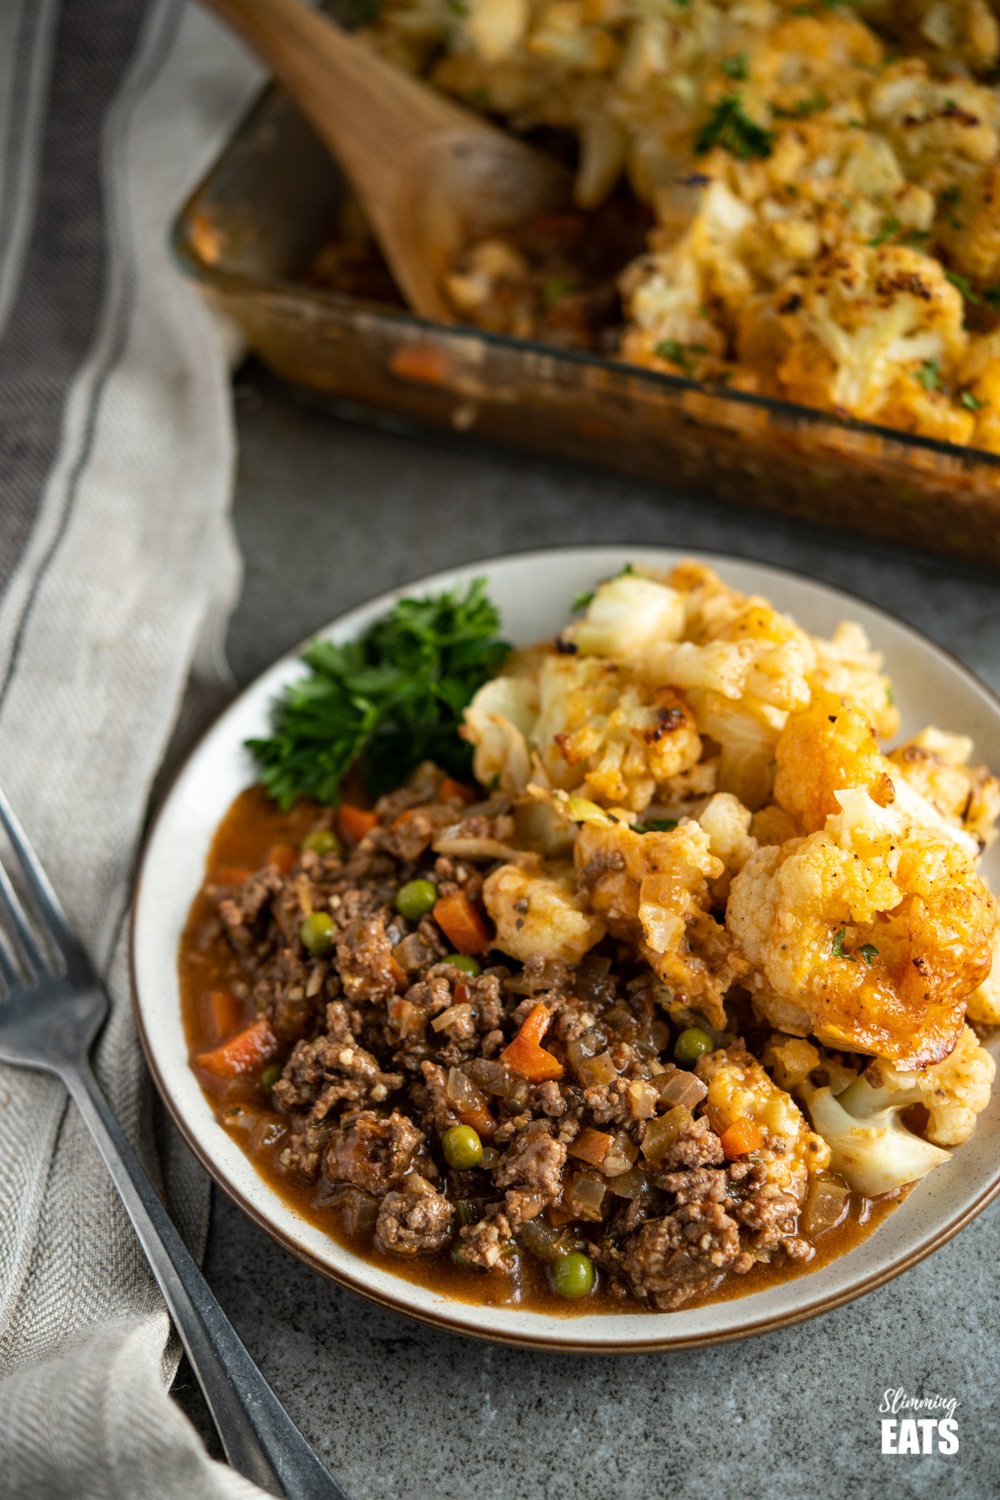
[961,391,987,411]
[695,95,774,160]
[858,943,880,965]
[246,580,509,807]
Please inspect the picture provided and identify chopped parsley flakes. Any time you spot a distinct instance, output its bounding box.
[946,270,980,304]
[654,339,708,375]
[868,215,901,248]
[695,95,774,160]
[916,360,943,392]
[721,52,749,80]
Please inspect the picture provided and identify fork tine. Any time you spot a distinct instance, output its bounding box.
[0,926,16,991]
[0,857,45,978]
[0,788,89,979]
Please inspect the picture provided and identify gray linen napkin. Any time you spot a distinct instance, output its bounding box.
[0,3,274,1494]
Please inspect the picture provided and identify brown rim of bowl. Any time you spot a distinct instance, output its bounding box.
[130,541,1000,1354]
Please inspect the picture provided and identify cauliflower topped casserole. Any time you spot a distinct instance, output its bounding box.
[182,562,997,1314]
[365,0,1000,451]
[463,562,997,1212]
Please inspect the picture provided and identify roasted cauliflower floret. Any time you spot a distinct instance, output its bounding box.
[737,244,971,432]
[564,571,685,662]
[808,621,899,740]
[696,1044,831,1199]
[463,674,538,794]
[727,793,995,1067]
[575,819,747,1027]
[966,922,1000,1024]
[531,654,702,811]
[861,1023,995,1145]
[774,690,894,834]
[798,1074,951,1195]
[889,726,1000,847]
[482,859,606,965]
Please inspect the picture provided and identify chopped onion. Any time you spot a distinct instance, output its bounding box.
[446,1066,489,1115]
[606,1165,651,1200]
[519,1217,578,1262]
[338,1187,379,1239]
[802,1172,850,1236]
[654,1069,708,1109]
[640,1105,694,1163]
[627,1081,659,1120]
[564,1172,608,1222]
[467,1058,514,1097]
[567,1038,617,1087]
[568,1127,613,1167]
[602,1131,639,1177]
[431,1002,475,1034]
[432,835,532,863]
[393,932,437,972]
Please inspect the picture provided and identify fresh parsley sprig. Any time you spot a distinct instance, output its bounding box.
[246,580,509,808]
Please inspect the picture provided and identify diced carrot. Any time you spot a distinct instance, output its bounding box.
[719,1118,764,1159]
[388,955,407,993]
[568,1127,613,1168]
[389,345,453,386]
[391,807,419,831]
[266,842,298,874]
[433,890,491,955]
[209,990,244,1042]
[211,865,252,886]
[195,1018,277,1079]
[501,1033,564,1083]
[516,1002,552,1048]
[438,777,476,805]
[339,804,378,843]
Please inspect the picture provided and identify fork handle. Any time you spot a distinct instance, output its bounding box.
[63,1059,348,1500]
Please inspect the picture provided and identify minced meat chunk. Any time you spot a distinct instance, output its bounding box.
[494,1120,566,1200]
[273,1001,402,1120]
[375,1180,454,1255]
[324,1110,424,1196]
[336,916,399,1001]
[616,1201,753,1310]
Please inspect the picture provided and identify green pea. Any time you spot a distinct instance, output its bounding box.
[442,1124,484,1171]
[395,878,438,923]
[441,953,481,976]
[302,829,340,857]
[260,1063,282,1092]
[674,1026,715,1065]
[300,910,335,956]
[551,1251,595,1300]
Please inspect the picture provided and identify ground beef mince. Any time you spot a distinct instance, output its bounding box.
[189,780,820,1312]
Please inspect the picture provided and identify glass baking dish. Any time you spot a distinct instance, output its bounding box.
[172,79,1000,568]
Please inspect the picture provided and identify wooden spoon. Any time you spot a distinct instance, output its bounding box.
[201,0,572,321]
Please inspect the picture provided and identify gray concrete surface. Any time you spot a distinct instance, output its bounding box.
[175,365,1000,1500]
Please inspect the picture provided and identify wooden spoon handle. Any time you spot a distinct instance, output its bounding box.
[202,0,474,191]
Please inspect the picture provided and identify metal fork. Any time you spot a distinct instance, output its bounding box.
[0,789,349,1500]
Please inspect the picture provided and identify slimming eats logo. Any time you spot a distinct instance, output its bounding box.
[880,1388,960,1455]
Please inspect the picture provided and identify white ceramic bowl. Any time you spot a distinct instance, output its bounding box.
[132,546,1000,1351]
